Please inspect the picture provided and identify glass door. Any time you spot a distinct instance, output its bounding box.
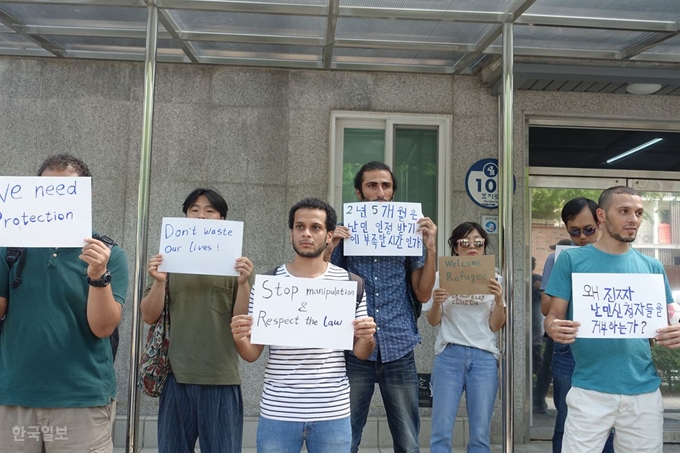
[630,179,680,439]
[528,175,621,440]
[529,175,680,442]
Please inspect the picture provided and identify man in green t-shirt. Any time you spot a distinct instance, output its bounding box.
[141,188,253,453]
[0,154,129,452]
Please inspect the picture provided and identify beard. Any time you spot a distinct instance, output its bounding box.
[604,214,637,243]
[292,241,326,258]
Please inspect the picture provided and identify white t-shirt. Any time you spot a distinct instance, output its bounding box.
[425,271,500,359]
[248,263,368,422]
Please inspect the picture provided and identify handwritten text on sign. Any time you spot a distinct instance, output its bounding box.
[158,217,244,276]
[438,255,495,295]
[251,275,357,350]
[343,202,423,256]
[572,273,667,339]
[0,176,92,248]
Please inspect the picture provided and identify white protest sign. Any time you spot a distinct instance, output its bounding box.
[572,273,667,339]
[0,176,92,248]
[158,217,244,276]
[251,274,357,350]
[554,245,577,262]
[343,202,423,256]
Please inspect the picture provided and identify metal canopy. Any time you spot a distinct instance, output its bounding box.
[0,0,678,76]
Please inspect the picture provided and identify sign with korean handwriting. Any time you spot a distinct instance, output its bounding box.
[572,273,667,339]
[250,275,357,350]
[555,245,577,262]
[0,176,92,248]
[158,217,244,276]
[438,255,495,295]
[343,202,423,256]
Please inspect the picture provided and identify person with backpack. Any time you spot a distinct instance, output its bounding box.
[0,154,129,452]
[230,197,376,453]
[326,162,437,453]
[140,188,253,453]
[426,222,505,453]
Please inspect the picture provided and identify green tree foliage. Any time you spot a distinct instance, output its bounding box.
[652,344,680,394]
[532,189,603,221]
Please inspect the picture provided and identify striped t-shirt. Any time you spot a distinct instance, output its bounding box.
[249,263,368,422]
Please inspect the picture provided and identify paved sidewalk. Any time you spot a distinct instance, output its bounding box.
[112,443,680,452]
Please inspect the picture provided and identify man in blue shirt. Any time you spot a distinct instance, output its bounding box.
[545,186,680,453]
[327,161,437,453]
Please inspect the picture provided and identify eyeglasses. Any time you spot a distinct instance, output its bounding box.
[567,227,598,238]
[457,238,485,249]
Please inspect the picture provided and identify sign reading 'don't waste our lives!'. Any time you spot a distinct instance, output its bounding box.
[572,273,668,339]
[250,274,358,350]
[343,201,423,256]
[157,217,244,276]
[0,176,92,248]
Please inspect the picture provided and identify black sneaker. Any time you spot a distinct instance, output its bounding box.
[533,401,547,414]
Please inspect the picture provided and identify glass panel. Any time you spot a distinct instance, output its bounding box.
[526,0,680,22]
[231,0,326,4]
[640,34,680,56]
[168,10,325,38]
[342,128,386,206]
[192,41,321,61]
[529,186,604,439]
[333,48,462,66]
[336,17,493,44]
[393,128,438,226]
[340,0,514,12]
[0,4,146,28]
[497,26,653,51]
[632,191,680,432]
[529,128,680,172]
[43,36,179,52]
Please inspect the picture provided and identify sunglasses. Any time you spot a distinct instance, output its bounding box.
[567,227,597,237]
[457,238,485,249]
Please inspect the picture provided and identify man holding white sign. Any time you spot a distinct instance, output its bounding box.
[141,188,253,453]
[231,197,375,453]
[0,154,128,452]
[327,161,437,453]
[545,186,680,453]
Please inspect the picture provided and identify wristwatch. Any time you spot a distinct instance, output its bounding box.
[87,270,112,288]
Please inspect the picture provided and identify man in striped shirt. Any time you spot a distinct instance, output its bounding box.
[231,197,376,453]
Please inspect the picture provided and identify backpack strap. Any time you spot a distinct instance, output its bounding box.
[263,266,281,276]
[347,271,364,306]
[6,248,26,289]
[92,233,117,248]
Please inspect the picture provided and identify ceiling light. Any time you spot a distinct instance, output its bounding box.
[626,83,662,95]
[606,138,663,164]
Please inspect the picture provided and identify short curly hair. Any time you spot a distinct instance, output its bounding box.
[37,154,92,177]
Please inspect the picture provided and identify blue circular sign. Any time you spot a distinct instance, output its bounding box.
[465,158,515,209]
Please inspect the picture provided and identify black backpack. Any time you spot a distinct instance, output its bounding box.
[0,234,120,361]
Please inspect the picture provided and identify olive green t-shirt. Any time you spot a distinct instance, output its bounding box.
[148,273,242,385]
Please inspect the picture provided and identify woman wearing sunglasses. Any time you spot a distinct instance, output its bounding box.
[427,222,506,453]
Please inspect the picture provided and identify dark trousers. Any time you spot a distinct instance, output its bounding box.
[158,373,243,453]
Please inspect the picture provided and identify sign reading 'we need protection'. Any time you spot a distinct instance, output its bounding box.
[0,176,92,248]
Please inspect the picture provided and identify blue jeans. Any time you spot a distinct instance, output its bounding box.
[430,344,498,453]
[158,373,243,453]
[345,350,420,453]
[552,343,614,453]
[256,416,351,453]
